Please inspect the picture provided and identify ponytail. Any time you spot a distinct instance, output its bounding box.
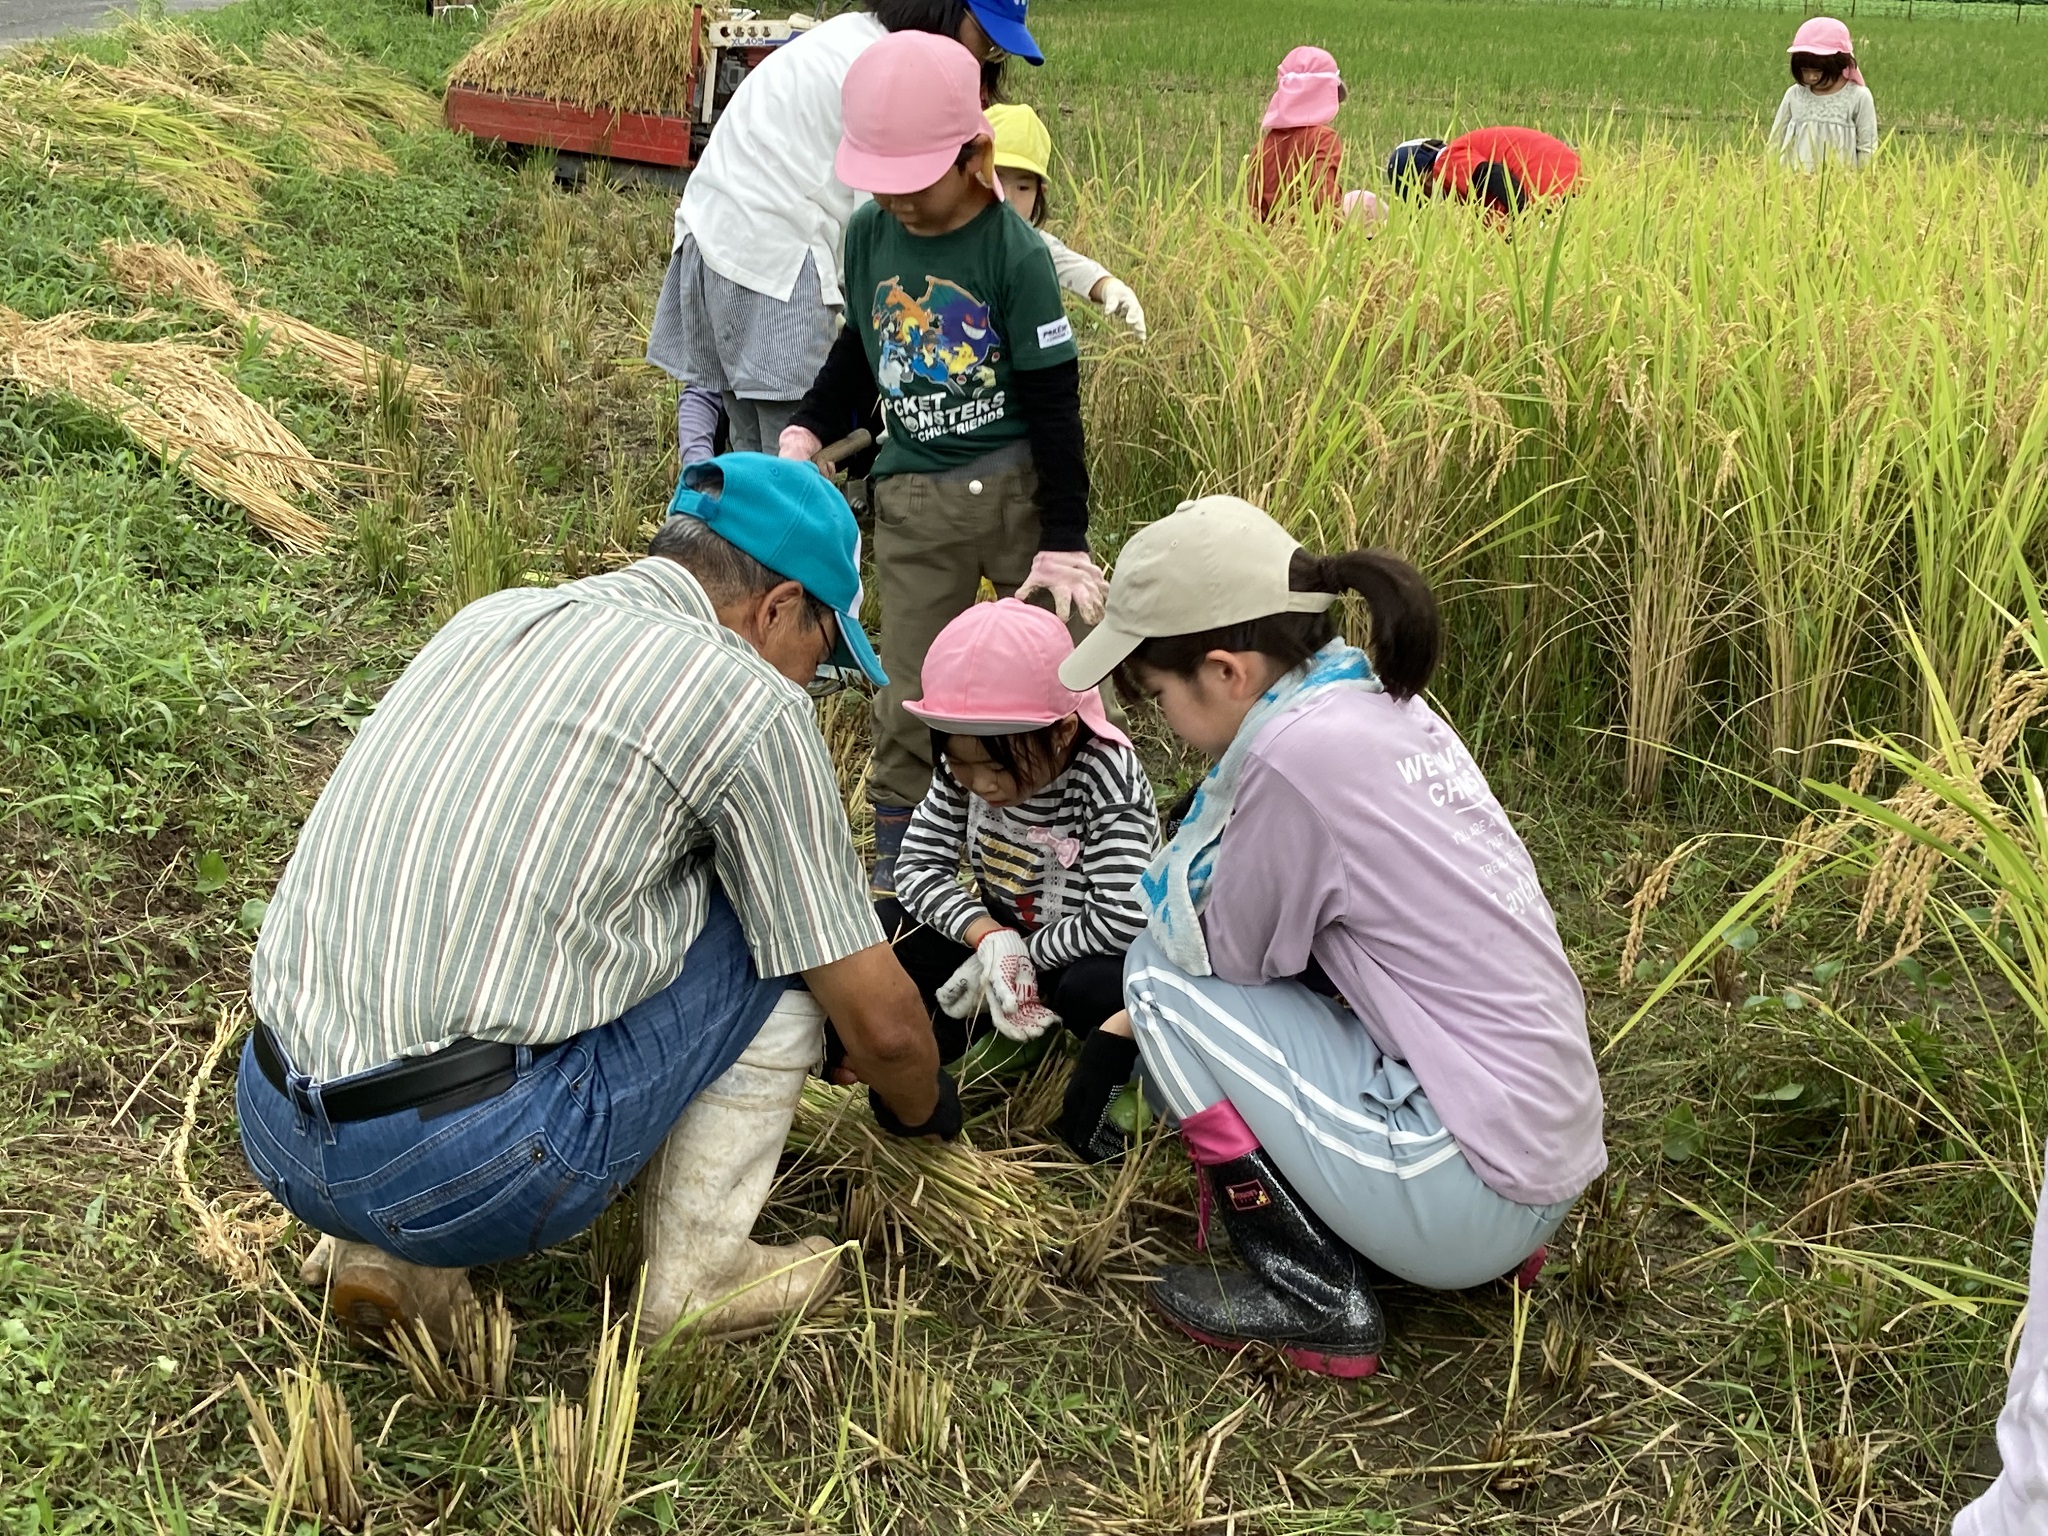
[1288,549,1440,699]
[1115,546,1441,703]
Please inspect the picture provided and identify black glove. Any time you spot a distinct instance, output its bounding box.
[871,1070,962,1141]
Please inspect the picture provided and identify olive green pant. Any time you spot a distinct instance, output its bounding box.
[869,457,1119,811]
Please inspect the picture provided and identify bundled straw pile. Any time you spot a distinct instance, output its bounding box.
[448,0,712,116]
[0,307,329,552]
[0,21,435,228]
[781,1081,1080,1281]
[104,240,454,410]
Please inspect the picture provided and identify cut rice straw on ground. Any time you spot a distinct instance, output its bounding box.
[0,67,268,228]
[0,21,434,227]
[104,240,453,410]
[0,306,330,552]
[781,1080,1082,1281]
[449,0,711,116]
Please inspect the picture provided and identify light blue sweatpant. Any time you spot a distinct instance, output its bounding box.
[1123,931,1576,1290]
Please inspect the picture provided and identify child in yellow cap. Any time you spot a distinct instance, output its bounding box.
[987,103,1147,342]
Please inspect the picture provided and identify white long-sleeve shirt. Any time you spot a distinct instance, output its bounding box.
[1769,81,1877,172]
[671,11,886,305]
[1040,229,1110,303]
[1955,1143,2048,1535]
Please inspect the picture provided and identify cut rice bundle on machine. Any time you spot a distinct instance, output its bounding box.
[448,0,713,117]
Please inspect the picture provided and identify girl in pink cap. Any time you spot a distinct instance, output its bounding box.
[780,30,1113,902]
[1770,17,1877,172]
[854,598,1159,1148]
[1249,46,1382,226]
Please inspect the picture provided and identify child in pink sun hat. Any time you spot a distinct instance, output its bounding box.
[780,30,1113,902]
[849,599,1159,1149]
[1771,16,1877,171]
[1250,46,1383,227]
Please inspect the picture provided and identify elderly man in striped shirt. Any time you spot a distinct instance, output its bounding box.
[237,454,955,1344]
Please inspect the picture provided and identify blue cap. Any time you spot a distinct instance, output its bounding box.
[965,0,1042,65]
[667,453,888,687]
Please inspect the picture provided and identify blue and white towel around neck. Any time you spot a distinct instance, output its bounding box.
[1139,639,1383,974]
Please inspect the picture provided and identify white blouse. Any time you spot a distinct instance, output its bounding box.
[671,11,887,305]
[1769,81,1877,172]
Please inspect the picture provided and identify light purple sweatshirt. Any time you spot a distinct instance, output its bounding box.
[1954,1140,2048,1535]
[1197,688,1607,1207]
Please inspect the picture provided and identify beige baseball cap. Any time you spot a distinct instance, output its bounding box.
[1058,496,1336,690]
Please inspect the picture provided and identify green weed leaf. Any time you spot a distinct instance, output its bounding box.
[194,851,228,894]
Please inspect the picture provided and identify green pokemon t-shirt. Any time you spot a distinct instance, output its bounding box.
[840,198,1079,478]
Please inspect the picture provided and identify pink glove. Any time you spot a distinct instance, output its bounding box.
[1015,549,1108,626]
[778,425,823,462]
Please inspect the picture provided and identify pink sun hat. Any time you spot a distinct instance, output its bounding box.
[904,599,1131,749]
[837,31,997,196]
[1262,46,1344,133]
[1789,16,1865,86]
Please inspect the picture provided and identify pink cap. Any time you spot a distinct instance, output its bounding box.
[837,32,996,196]
[1789,17,1864,86]
[904,599,1131,749]
[1262,46,1343,133]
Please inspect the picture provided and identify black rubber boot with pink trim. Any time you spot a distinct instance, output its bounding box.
[1150,1104,1384,1379]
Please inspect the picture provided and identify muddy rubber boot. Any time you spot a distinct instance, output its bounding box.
[311,1239,475,1350]
[868,804,914,899]
[1150,1105,1384,1378]
[637,990,843,1344]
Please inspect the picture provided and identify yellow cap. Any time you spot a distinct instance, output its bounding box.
[985,102,1052,182]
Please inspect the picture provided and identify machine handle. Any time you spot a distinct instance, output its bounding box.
[813,429,874,470]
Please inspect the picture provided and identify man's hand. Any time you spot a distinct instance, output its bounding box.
[870,1070,962,1140]
[804,943,940,1126]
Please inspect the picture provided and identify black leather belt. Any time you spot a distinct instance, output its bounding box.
[251,1021,566,1124]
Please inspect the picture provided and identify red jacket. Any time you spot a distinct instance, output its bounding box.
[1251,124,1343,222]
[1431,127,1580,204]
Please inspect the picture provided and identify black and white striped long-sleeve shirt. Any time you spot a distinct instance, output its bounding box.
[895,737,1160,971]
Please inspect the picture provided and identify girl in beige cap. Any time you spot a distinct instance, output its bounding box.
[1059,496,1607,1378]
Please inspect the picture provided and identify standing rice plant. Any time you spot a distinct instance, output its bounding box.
[514,1297,643,1536]
[1075,137,2048,789]
[235,1368,366,1530]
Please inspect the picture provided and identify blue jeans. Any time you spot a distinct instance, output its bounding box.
[236,892,788,1269]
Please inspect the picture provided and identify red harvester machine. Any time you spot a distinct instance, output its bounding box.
[442,11,815,181]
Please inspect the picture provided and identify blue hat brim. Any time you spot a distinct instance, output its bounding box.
[833,609,889,688]
[965,0,1043,63]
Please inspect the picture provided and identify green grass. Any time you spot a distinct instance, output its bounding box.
[3,0,2046,1530]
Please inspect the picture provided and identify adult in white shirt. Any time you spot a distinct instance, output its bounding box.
[646,0,1044,456]
[1955,1141,2048,1534]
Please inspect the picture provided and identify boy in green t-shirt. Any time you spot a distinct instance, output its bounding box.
[781,30,1107,895]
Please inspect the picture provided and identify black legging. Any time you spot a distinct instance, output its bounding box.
[827,898,1126,1068]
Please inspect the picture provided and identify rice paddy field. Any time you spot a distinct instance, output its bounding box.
[6,0,2048,1529]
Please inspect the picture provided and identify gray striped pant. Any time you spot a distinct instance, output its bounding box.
[1124,931,1575,1291]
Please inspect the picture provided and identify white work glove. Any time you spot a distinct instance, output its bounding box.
[937,928,1060,1040]
[1015,549,1109,626]
[1095,277,1147,342]
[935,946,988,1021]
[778,424,823,461]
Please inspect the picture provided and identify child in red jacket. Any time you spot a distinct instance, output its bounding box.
[1387,127,1580,218]
[1249,48,1383,226]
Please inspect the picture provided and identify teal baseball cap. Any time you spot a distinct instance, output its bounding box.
[666,453,887,687]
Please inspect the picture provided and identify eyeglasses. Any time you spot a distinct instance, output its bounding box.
[805,604,868,700]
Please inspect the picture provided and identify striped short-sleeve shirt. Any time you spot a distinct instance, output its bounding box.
[250,557,883,1082]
